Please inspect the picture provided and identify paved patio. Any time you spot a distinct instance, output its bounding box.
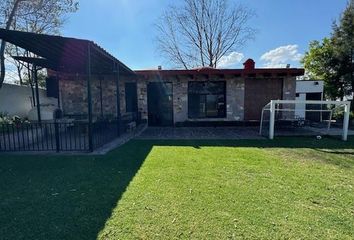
[136,126,354,140]
[136,127,263,140]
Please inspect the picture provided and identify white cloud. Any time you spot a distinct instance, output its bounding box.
[218,52,244,68]
[260,45,302,68]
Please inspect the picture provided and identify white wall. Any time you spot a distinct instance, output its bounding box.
[295,80,324,119]
[0,83,57,118]
[296,80,324,94]
[295,93,306,118]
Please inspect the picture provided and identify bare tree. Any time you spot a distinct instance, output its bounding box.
[0,0,23,89]
[156,0,256,69]
[0,0,79,89]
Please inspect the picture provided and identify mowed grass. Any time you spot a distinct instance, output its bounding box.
[1,137,354,239]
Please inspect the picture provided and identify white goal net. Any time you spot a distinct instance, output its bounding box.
[259,100,351,141]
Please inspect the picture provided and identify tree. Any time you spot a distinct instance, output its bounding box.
[302,0,354,102]
[0,0,79,89]
[332,0,354,99]
[0,0,23,89]
[301,39,345,100]
[155,0,256,69]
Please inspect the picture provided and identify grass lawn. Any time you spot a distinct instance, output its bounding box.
[0,137,354,239]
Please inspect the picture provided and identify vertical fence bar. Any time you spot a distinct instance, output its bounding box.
[87,43,94,152]
[0,126,2,151]
[16,126,21,150]
[45,124,49,150]
[0,125,2,151]
[115,63,121,137]
[40,125,45,151]
[3,125,7,150]
[49,123,53,150]
[11,125,16,151]
[33,64,42,124]
[35,123,40,151]
[269,100,275,140]
[69,124,72,151]
[55,121,60,152]
[21,125,26,151]
[7,125,11,150]
[25,125,29,150]
[342,102,351,141]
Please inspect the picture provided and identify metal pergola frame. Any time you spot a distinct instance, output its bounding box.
[260,100,351,141]
[0,28,136,152]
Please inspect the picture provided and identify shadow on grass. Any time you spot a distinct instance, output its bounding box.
[315,149,354,155]
[0,141,153,240]
[0,136,353,240]
[137,136,354,150]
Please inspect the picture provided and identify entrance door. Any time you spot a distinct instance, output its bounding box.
[306,92,322,121]
[147,82,173,126]
[244,78,283,120]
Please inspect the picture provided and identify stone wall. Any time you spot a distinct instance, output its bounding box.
[282,76,297,119]
[131,75,246,124]
[57,72,296,124]
[58,74,118,118]
[226,77,245,121]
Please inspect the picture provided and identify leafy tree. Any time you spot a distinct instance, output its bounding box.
[332,0,354,98]
[155,0,256,69]
[301,39,345,100]
[302,0,354,102]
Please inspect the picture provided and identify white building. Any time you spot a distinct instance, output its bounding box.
[295,80,324,119]
[0,83,57,118]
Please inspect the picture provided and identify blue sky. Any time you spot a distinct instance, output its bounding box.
[62,0,348,70]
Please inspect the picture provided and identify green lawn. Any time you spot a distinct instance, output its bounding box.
[0,137,354,239]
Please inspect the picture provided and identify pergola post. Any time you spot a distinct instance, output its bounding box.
[115,63,121,137]
[33,63,41,124]
[87,43,93,152]
[342,102,351,141]
[269,100,275,140]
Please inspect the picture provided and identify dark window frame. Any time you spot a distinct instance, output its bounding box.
[125,82,138,113]
[188,81,227,119]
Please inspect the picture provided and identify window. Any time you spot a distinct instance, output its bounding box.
[188,81,226,118]
[125,82,138,112]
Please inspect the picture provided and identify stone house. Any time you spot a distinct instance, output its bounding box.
[54,59,304,126]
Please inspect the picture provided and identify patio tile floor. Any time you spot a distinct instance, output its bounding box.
[136,127,263,140]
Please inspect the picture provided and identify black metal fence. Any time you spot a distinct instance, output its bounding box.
[0,122,89,152]
[0,112,141,152]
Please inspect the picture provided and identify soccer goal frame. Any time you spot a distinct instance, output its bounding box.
[259,100,351,141]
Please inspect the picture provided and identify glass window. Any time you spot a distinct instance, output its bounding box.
[125,82,138,113]
[188,81,226,119]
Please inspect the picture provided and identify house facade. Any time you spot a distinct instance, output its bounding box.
[55,59,304,126]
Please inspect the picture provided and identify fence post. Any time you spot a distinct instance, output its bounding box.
[55,121,60,152]
[115,63,121,137]
[87,43,94,152]
[0,125,2,151]
[269,100,275,140]
[342,102,351,141]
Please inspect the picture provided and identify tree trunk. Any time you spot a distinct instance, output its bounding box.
[0,0,23,89]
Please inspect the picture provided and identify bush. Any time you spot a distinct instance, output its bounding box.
[0,113,30,126]
[332,108,354,120]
